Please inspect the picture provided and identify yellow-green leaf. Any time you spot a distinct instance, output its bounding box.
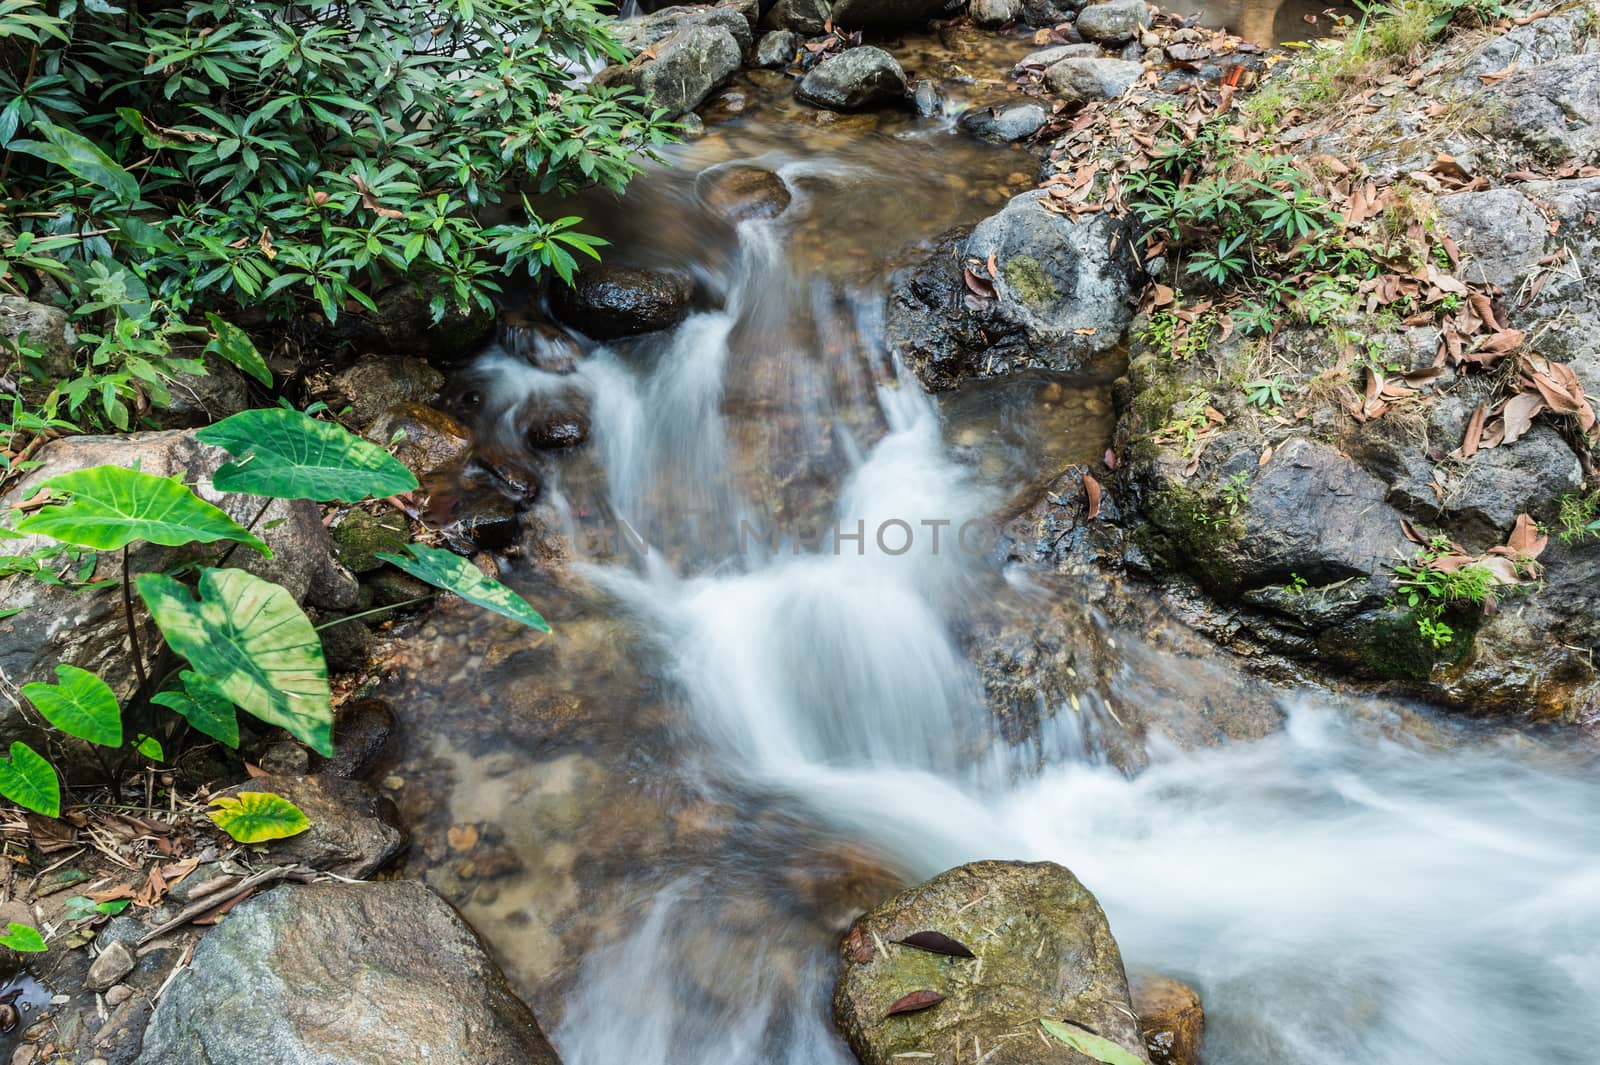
[1040,1020,1146,1065]
[208,791,310,843]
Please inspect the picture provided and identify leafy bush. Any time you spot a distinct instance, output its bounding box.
[1,0,672,431]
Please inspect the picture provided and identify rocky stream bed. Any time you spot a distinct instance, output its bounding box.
[4,0,1600,1063]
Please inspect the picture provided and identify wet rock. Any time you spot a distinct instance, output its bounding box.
[324,353,446,429]
[696,164,792,222]
[958,101,1048,141]
[257,740,311,776]
[1017,42,1102,69]
[970,0,1022,27]
[135,881,561,1065]
[1045,56,1144,102]
[311,699,398,782]
[797,47,909,111]
[317,613,375,674]
[1130,971,1204,1065]
[217,774,405,878]
[1021,0,1070,24]
[755,29,800,66]
[364,401,471,477]
[1,295,71,377]
[1440,423,1582,545]
[762,0,830,34]
[1073,0,1151,44]
[719,0,759,30]
[0,432,357,775]
[912,78,943,117]
[151,358,252,429]
[550,264,695,339]
[85,942,136,992]
[367,280,495,363]
[828,0,946,26]
[521,386,593,450]
[1489,54,1600,164]
[599,9,746,116]
[835,860,1149,1065]
[331,509,411,574]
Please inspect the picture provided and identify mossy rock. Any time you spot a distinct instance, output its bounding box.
[834,860,1149,1065]
[331,510,411,574]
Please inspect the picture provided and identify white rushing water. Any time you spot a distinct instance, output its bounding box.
[468,145,1600,1065]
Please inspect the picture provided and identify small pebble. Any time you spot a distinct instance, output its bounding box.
[104,985,134,1006]
[382,775,406,790]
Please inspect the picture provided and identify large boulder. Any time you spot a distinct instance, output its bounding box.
[1045,56,1144,103]
[958,100,1049,142]
[1073,0,1151,44]
[761,0,830,33]
[1489,53,1600,164]
[550,264,695,339]
[597,10,745,116]
[835,860,1149,1065]
[0,432,357,774]
[828,0,948,26]
[755,28,801,66]
[135,881,562,1065]
[1130,972,1205,1065]
[797,46,909,111]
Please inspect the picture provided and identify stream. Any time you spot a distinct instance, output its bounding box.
[371,21,1600,1065]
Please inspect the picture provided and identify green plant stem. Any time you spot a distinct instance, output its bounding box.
[121,544,149,691]
[312,593,436,630]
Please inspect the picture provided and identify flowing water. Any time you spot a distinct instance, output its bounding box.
[373,26,1600,1065]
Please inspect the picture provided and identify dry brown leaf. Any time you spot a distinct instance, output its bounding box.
[1083,473,1102,520]
[1499,390,1544,445]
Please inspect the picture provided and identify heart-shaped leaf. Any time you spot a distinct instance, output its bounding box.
[151,672,240,747]
[208,791,310,843]
[376,544,550,632]
[15,466,268,554]
[0,922,47,953]
[1040,1019,1145,1065]
[0,741,61,817]
[21,664,123,747]
[196,408,418,502]
[137,568,332,756]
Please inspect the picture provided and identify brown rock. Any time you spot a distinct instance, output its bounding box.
[1130,971,1205,1065]
[364,402,471,478]
[86,941,136,991]
[696,164,792,223]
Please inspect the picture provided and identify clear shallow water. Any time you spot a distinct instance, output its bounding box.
[385,31,1600,1065]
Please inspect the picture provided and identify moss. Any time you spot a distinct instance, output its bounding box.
[1002,254,1057,309]
[331,510,410,574]
[1359,607,1476,682]
[1141,477,1246,595]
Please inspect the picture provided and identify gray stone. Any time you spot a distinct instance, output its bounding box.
[325,353,446,429]
[1443,424,1583,544]
[761,0,830,33]
[1436,186,1546,292]
[969,0,1022,26]
[828,0,947,26]
[135,881,561,1065]
[755,29,801,66]
[1016,42,1102,69]
[797,46,909,111]
[834,860,1150,1065]
[551,264,695,339]
[599,15,744,116]
[368,280,494,364]
[615,3,754,52]
[1490,53,1600,164]
[86,942,135,992]
[1045,55,1144,102]
[964,189,1139,356]
[152,358,253,430]
[1,295,72,378]
[718,0,760,30]
[217,773,405,878]
[958,101,1049,141]
[1073,0,1151,44]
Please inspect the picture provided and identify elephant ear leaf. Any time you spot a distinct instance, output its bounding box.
[375,544,550,632]
[1039,1020,1146,1065]
[20,664,122,747]
[14,465,268,555]
[208,792,310,843]
[0,742,61,818]
[195,408,418,502]
[151,672,240,748]
[136,568,333,756]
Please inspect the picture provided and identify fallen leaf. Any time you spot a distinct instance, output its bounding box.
[847,926,874,964]
[1499,390,1544,445]
[895,931,976,958]
[1477,60,1517,84]
[1083,474,1102,521]
[1461,403,1487,458]
[1505,513,1547,559]
[885,990,945,1017]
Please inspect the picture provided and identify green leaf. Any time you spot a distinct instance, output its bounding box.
[0,742,61,817]
[196,408,418,502]
[0,923,48,953]
[375,544,550,632]
[20,664,123,747]
[136,568,333,756]
[208,791,310,843]
[151,672,239,747]
[203,314,273,387]
[135,734,164,760]
[15,466,269,555]
[1039,1020,1146,1065]
[9,121,139,201]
